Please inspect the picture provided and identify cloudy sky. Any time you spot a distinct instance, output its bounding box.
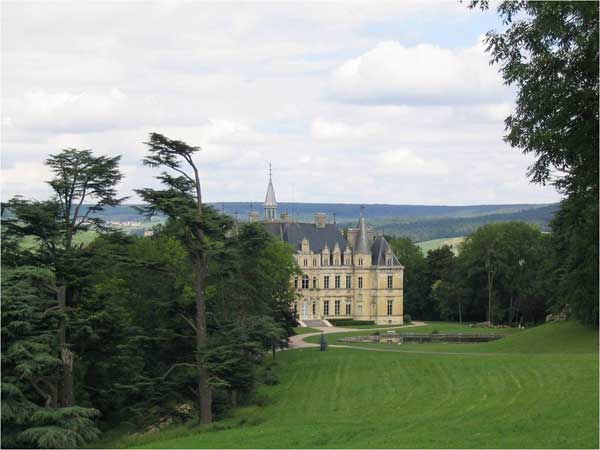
[2,1,561,205]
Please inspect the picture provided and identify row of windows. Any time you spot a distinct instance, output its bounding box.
[293,300,395,316]
[301,256,395,267]
[294,275,394,289]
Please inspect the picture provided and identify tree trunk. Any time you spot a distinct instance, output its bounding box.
[194,257,212,425]
[509,294,514,326]
[458,301,462,324]
[56,285,74,406]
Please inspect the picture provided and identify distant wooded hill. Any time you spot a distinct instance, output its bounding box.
[80,202,558,242]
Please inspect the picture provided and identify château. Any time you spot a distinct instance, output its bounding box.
[252,170,405,325]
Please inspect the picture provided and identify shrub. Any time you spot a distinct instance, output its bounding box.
[403,314,412,324]
[328,319,375,326]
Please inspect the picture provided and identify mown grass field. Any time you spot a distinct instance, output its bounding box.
[20,230,98,249]
[293,327,320,335]
[98,321,598,449]
[416,236,465,254]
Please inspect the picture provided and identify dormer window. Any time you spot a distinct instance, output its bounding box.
[313,258,317,266]
[303,258,308,267]
[386,257,392,266]
[358,258,363,266]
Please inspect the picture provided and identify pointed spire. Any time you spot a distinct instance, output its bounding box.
[355,206,370,254]
[264,163,277,207]
[264,163,277,221]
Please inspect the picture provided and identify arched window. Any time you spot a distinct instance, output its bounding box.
[303,258,308,267]
[302,275,309,289]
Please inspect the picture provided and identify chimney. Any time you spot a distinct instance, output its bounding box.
[248,211,260,222]
[315,213,327,228]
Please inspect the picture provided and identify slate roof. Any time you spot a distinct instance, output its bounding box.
[371,236,403,267]
[263,222,348,253]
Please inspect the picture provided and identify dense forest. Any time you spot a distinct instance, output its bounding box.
[1,1,598,448]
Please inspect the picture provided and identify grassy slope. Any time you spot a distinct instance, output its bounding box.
[101,321,598,449]
[416,236,465,254]
[293,327,320,335]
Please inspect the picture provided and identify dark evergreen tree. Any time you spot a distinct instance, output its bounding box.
[1,267,100,448]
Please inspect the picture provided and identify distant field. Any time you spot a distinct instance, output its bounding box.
[416,236,465,254]
[20,230,98,249]
[98,321,598,449]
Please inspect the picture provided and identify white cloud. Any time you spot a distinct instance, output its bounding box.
[330,39,511,105]
[374,148,449,177]
[310,118,383,140]
[0,2,560,205]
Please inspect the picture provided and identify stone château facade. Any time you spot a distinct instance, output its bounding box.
[254,171,405,325]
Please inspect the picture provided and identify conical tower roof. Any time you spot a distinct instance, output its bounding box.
[264,163,277,207]
[264,177,277,207]
[355,209,370,254]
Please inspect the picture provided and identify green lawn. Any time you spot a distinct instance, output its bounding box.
[98,321,598,449]
[416,236,465,255]
[293,327,320,335]
[304,321,524,346]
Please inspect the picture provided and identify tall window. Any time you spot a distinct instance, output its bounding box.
[302,275,309,289]
[324,301,329,316]
[358,258,363,266]
[345,301,351,315]
[387,300,393,316]
[346,275,351,289]
[293,303,297,316]
[312,301,317,316]
[387,275,393,289]
[358,277,363,289]
[294,277,298,288]
[334,257,339,265]
[303,258,308,267]
[324,276,330,289]
[334,275,341,289]
[313,258,318,266]
[334,300,341,315]
[312,277,317,289]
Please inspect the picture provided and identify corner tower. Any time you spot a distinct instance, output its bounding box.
[264,163,277,221]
